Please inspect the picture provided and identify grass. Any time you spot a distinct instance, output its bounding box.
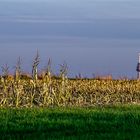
[0,105,140,140]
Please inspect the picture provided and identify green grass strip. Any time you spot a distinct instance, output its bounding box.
[0,105,140,140]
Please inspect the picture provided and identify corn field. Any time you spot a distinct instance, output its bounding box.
[0,73,140,107]
[0,54,140,107]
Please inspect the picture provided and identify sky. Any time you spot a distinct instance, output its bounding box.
[0,0,140,78]
[0,0,140,39]
[0,0,140,19]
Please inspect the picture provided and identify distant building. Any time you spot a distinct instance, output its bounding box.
[136,53,140,79]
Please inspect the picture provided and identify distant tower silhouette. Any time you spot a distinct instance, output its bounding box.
[136,53,140,79]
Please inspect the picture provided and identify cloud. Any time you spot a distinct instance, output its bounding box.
[0,16,92,23]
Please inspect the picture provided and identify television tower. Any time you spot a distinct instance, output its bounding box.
[136,53,140,79]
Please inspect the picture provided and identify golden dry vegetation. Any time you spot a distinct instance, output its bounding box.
[0,74,140,107]
[0,54,140,107]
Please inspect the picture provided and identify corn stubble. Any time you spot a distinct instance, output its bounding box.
[0,55,140,107]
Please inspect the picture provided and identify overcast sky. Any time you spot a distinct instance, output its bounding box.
[0,0,140,77]
[0,0,140,39]
[0,0,140,19]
